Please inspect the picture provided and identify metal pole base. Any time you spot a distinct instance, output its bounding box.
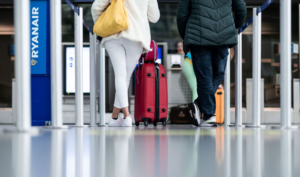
[270,125,299,130]
[3,127,40,134]
[245,125,267,128]
[43,125,69,129]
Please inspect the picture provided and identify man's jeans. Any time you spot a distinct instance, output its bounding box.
[190,45,228,120]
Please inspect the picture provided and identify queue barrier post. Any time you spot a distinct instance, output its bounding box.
[5,0,39,133]
[279,0,294,129]
[99,45,106,126]
[246,7,266,128]
[224,49,231,126]
[45,0,68,129]
[74,7,85,127]
[232,32,244,127]
[89,33,97,127]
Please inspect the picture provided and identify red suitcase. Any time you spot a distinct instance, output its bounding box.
[134,41,168,127]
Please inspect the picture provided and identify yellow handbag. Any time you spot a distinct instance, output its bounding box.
[93,0,128,37]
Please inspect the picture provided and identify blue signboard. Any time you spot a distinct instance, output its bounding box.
[30,0,50,74]
[30,0,51,126]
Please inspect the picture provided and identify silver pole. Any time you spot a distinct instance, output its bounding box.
[48,0,66,129]
[99,46,106,126]
[280,0,292,128]
[89,33,97,127]
[224,49,231,125]
[75,8,84,127]
[247,8,266,128]
[15,0,31,131]
[235,33,243,127]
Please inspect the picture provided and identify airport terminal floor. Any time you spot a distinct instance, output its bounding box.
[0,125,300,177]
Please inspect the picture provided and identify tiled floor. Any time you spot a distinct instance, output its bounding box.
[0,125,299,177]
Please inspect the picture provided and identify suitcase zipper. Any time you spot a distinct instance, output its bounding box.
[154,63,160,123]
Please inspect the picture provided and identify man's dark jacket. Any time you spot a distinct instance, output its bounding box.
[176,0,247,53]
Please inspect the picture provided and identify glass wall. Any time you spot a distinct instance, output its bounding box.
[0,7,14,108]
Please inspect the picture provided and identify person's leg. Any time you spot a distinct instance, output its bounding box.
[212,46,229,93]
[206,46,228,115]
[182,59,198,101]
[105,38,128,119]
[191,46,215,120]
[122,38,143,118]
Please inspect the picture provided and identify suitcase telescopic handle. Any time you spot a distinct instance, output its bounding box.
[136,53,147,84]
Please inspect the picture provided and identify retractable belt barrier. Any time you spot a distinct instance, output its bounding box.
[65,0,106,126]
[229,0,274,127]
[65,0,94,34]
[238,0,273,34]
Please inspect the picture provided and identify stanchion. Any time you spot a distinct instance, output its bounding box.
[231,33,244,127]
[89,33,97,127]
[5,0,38,133]
[273,0,297,129]
[99,45,106,126]
[45,0,68,129]
[223,49,231,126]
[246,7,266,128]
[74,7,85,127]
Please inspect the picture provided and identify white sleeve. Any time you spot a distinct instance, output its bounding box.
[91,0,110,23]
[147,0,160,23]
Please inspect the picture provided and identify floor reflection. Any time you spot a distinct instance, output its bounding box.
[0,125,300,177]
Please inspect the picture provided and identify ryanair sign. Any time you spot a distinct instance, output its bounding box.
[30,0,50,74]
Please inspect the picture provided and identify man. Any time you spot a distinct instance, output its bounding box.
[176,0,247,126]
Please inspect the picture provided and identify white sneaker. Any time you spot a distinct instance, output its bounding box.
[122,116,133,127]
[200,116,217,127]
[108,116,123,127]
[188,102,201,126]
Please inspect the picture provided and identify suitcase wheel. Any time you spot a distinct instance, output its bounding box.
[153,122,157,127]
[162,121,167,127]
[144,120,148,127]
[135,122,139,127]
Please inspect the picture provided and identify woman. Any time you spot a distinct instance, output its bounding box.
[175,41,198,102]
[176,41,185,55]
[91,0,160,127]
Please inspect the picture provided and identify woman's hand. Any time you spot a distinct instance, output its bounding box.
[97,36,102,42]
